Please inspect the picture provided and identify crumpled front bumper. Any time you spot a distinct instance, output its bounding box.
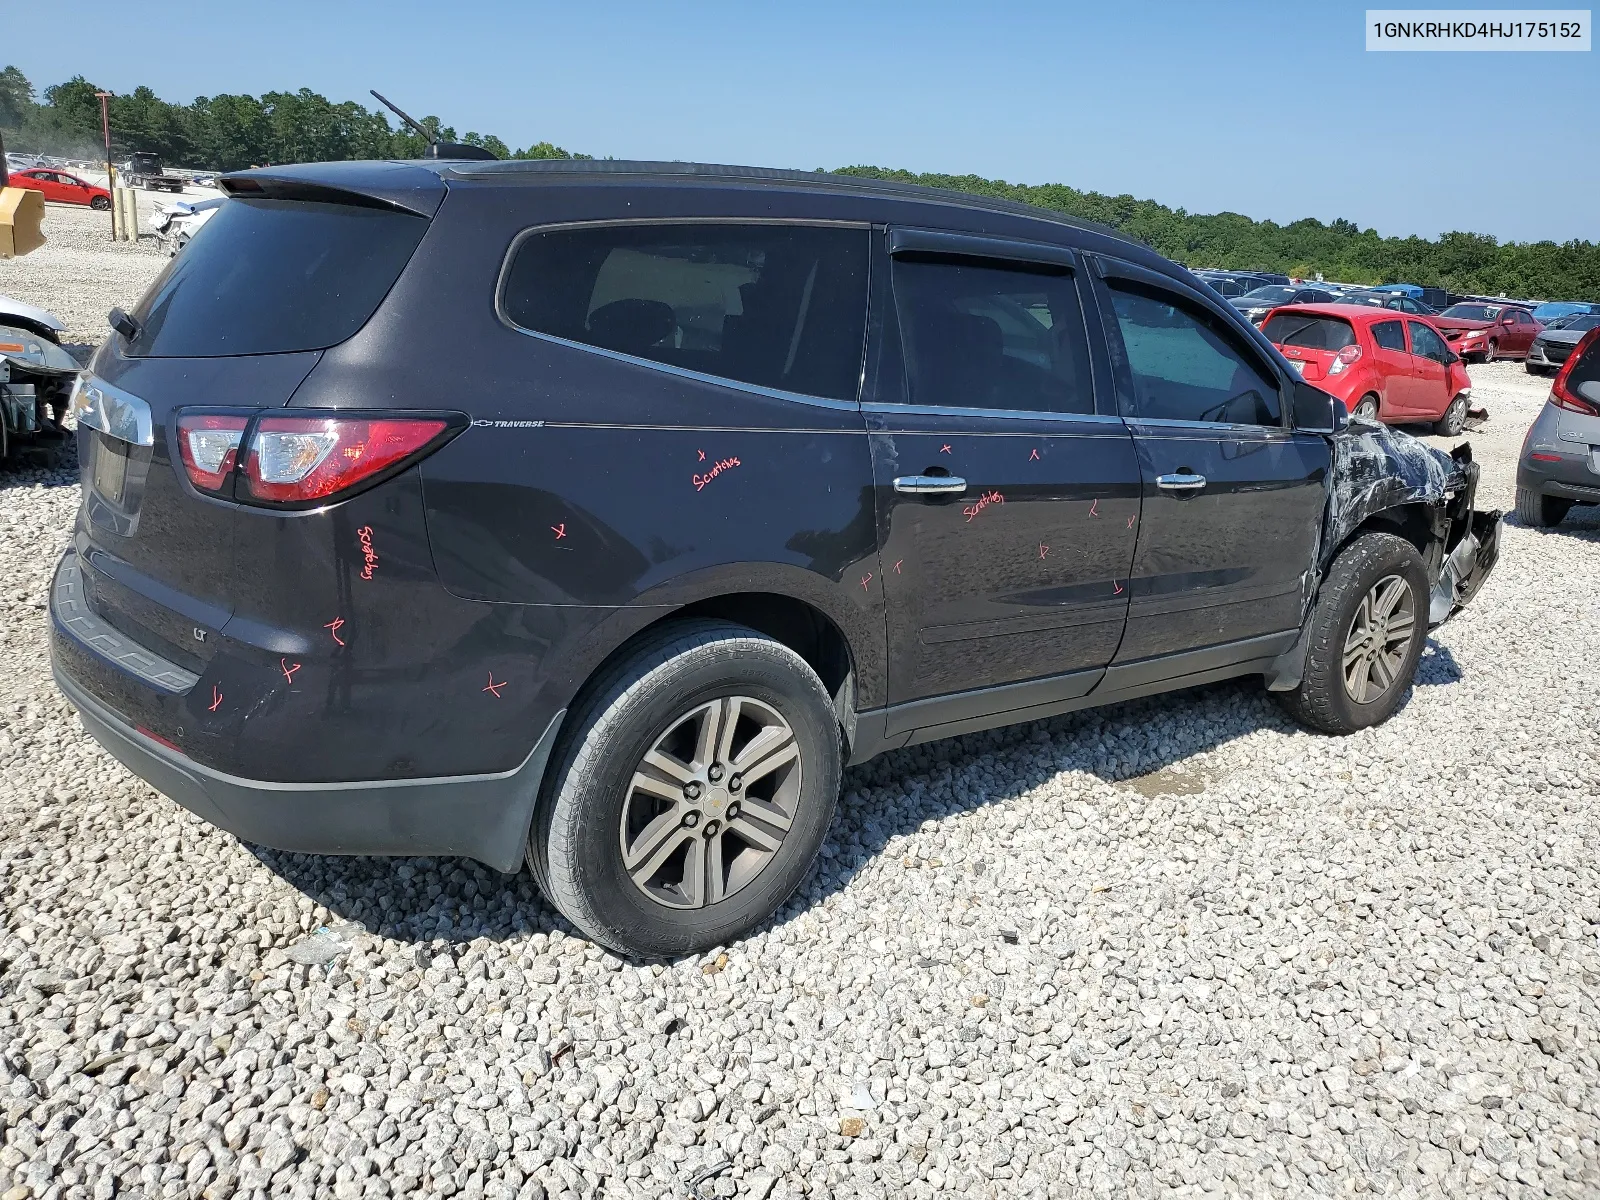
[1428,507,1502,624]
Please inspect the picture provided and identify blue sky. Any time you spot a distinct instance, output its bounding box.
[14,0,1598,242]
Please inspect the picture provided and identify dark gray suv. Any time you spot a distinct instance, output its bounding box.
[53,160,1500,956]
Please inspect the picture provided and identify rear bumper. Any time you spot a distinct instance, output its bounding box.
[51,555,564,872]
[54,666,561,873]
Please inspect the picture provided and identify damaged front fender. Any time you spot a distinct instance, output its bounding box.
[1266,420,1502,692]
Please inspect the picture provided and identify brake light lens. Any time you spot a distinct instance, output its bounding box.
[239,416,451,505]
[176,413,248,494]
[1550,327,1600,416]
[1328,344,1362,376]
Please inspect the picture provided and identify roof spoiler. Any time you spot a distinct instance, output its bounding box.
[219,161,447,218]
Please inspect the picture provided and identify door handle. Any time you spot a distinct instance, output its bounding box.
[893,475,968,495]
[1155,472,1207,491]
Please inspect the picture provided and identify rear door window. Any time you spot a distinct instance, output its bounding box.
[890,256,1094,413]
[1371,320,1407,351]
[501,223,869,402]
[127,198,428,358]
[1260,313,1357,351]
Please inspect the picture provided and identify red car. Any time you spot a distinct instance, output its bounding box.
[1261,304,1474,435]
[1431,302,1541,363]
[8,168,112,210]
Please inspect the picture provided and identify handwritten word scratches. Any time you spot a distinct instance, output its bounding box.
[1089,499,1100,518]
[357,526,379,581]
[1127,513,1137,529]
[860,572,873,591]
[939,443,953,455]
[1113,580,1125,596]
[962,490,1004,523]
[693,456,741,492]
[1039,542,1049,559]
[1029,448,1040,461]
[483,672,507,699]
[208,684,223,713]
[324,617,346,647]
[697,449,706,462]
[894,559,903,574]
[280,659,301,684]
[551,523,566,540]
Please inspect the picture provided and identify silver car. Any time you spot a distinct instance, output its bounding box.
[1526,313,1600,376]
[1518,327,1600,527]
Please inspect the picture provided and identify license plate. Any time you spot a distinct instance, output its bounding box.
[1289,359,1309,375]
[93,437,129,505]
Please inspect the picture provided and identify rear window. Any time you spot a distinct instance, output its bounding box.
[1371,320,1407,351]
[1260,312,1356,351]
[501,223,869,402]
[126,199,427,358]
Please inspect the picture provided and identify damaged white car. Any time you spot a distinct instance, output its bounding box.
[147,195,225,255]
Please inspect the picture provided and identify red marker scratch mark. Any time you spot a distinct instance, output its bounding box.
[483,672,507,699]
[324,617,346,647]
[860,572,873,590]
[357,526,379,581]
[551,523,566,540]
[280,659,301,684]
[1127,513,1137,528]
[893,559,903,574]
[693,456,741,492]
[1089,499,1100,518]
[697,449,706,462]
[1113,581,1125,596]
[940,444,953,455]
[962,490,1004,523]
[1039,542,1049,559]
[208,685,223,713]
[1029,448,1040,461]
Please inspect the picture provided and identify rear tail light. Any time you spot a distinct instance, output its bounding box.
[174,410,461,507]
[1327,344,1362,376]
[177,413,248,495]
[1550,327,1600,416]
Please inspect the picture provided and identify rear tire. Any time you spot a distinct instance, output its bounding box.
[530,619,842,957]
[1275,532,1429,735]
[1433,394,1468,437]
[1516,486,1571,529]
[1351,394,1380,422]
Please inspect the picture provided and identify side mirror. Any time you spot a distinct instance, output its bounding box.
[1502,316,1516,326]
[1446,351,1462,364]
[1291,381,1343,434]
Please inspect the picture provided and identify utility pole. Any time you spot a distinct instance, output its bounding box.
[95,91,114,241]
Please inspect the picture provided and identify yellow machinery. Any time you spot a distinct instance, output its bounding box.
[0,186,46,258]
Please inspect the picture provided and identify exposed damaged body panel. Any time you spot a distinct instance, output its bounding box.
[1324,419,1501,625]
[1266,418,1502,693]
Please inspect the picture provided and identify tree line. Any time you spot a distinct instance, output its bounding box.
[0,67,582,171]
[3,66,1593,300]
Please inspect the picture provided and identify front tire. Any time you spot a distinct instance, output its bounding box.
[1516,486,1571,529]
[1480,339,1497,364]
[1275,532,1429,735]
[1433,394,1468,437]
[90,195,110,211]
[530,620,842,957]
[1526,362,1547,376]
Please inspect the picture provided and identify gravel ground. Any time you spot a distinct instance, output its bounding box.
[1,225,1598,1200]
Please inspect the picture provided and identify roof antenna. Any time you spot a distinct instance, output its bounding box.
[370,90,434,145]
[369,90,499,161]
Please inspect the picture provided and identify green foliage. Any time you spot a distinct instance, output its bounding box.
[833,165,1598,301]
[4,65,1592,298]
[0,67,581,173]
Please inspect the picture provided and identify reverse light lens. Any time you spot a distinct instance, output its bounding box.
[176,413,247,494]
[240,416,451,505]
[1328,345,1362,376]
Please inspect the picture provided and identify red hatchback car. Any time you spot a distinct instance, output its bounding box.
[1262,304,1474,435]
[8,168,112,210]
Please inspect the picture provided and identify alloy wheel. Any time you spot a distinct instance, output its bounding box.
[620,695,802,909]
[1342,574,1416,704]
